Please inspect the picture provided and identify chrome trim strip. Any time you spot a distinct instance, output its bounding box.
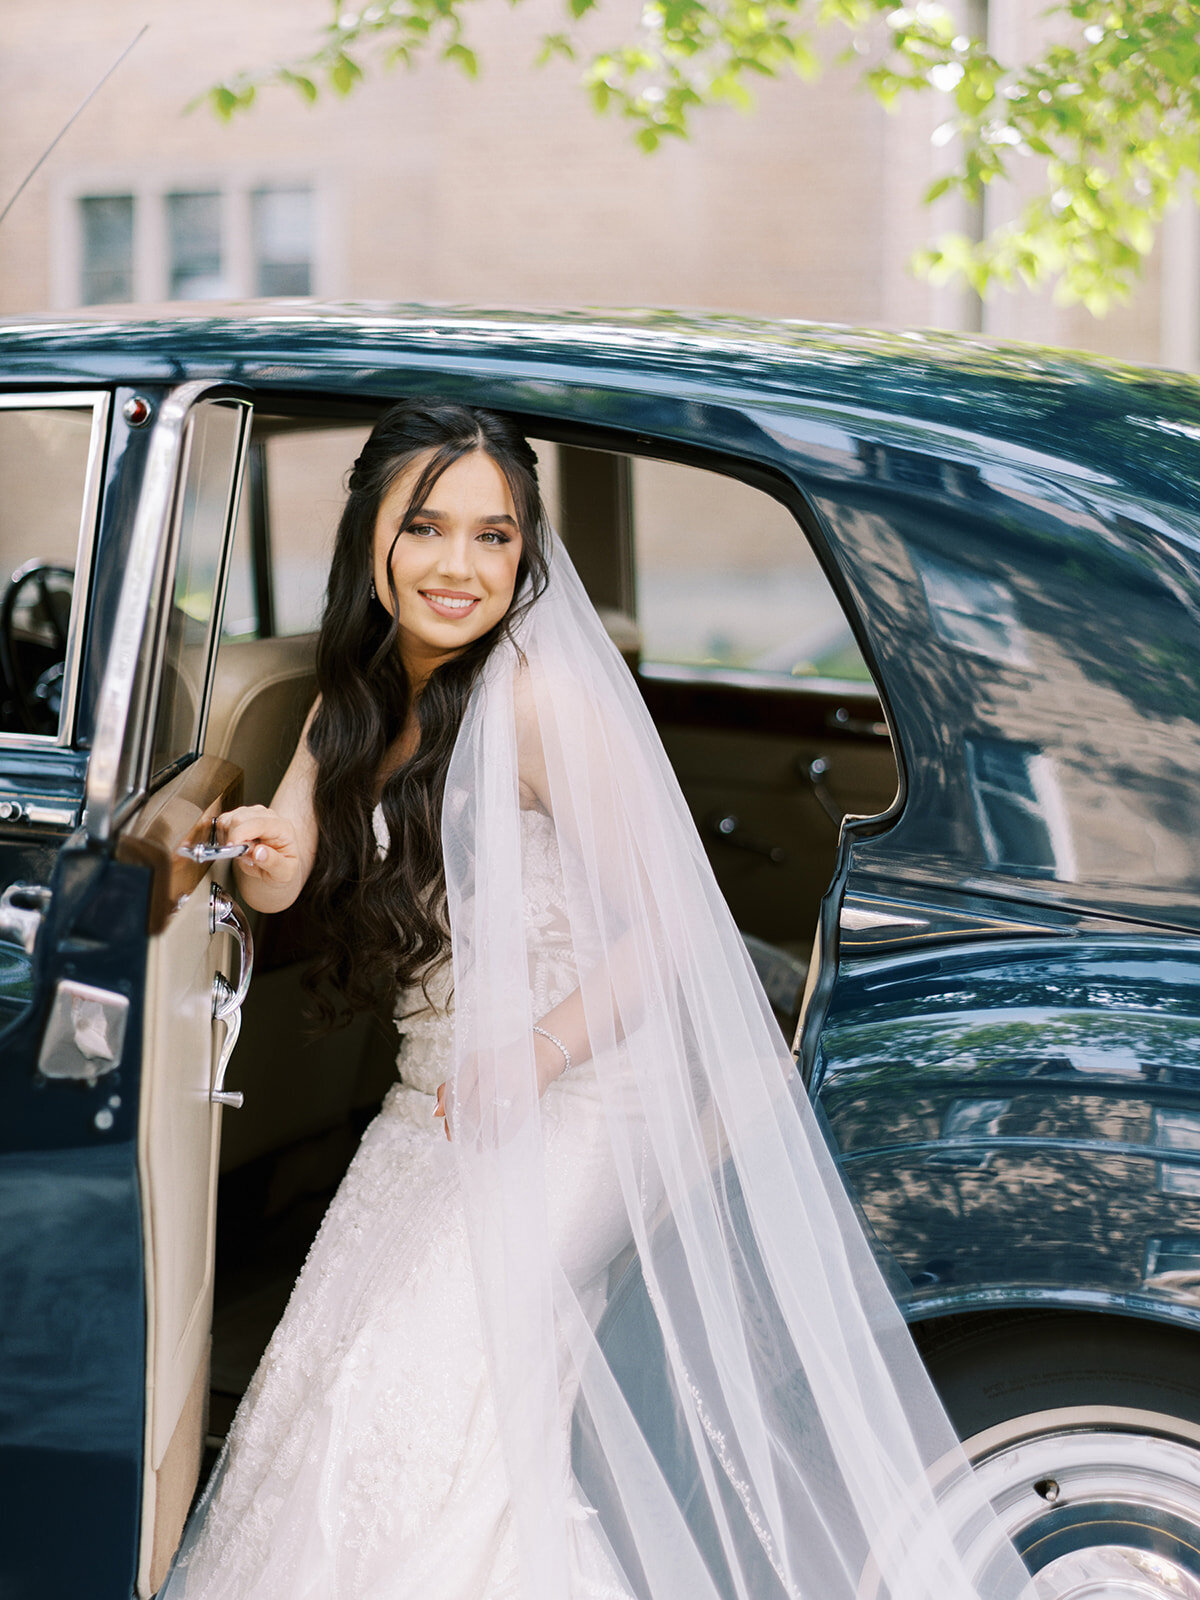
[0,390,110,752]
[194,402,252,759]
[135,419,197,797]
[84,380,239,843]
[839,905,929,932]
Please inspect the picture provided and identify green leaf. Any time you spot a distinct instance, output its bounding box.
[329,52,364,94]
[568,0,597,16]
[537,31,576,64]
[280,68,320,102]
[211,84,241,120]
[444,41,480,76]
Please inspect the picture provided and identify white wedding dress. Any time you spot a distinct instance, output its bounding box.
[163,806,636,1600]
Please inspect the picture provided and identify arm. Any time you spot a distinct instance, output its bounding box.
[516,675,647,1094]
[216,697,321,914]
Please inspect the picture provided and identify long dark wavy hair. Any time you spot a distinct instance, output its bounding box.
[303,399,550,1027]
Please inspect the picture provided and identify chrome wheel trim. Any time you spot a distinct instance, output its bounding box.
[963,1406,1200,1598]
[856,1407,1200,1599]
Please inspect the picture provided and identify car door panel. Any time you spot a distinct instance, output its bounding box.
[640,672,897,952]
[116,754,245,1594]
[0,383,255,1600]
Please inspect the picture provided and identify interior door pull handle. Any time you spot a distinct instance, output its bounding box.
[802,756,844,828]
[180,817,249,864]
[708,813,787,865]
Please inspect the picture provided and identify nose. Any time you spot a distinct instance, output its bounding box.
[435,531,474,583]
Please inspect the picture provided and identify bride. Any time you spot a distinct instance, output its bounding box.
[161,401,1035,1600]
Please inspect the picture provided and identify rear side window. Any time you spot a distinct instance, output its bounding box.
[632,458,870,684]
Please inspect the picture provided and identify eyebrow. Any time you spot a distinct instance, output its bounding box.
[408,507,520,528]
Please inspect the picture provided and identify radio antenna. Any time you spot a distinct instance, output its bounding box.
[0,24,150,230]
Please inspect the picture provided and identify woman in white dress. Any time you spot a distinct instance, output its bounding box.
[162,402,1035,1600]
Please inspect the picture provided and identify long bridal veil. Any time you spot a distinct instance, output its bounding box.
[443,532,1037,1600]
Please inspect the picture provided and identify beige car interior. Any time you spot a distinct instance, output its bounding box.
[132,416,897,1563]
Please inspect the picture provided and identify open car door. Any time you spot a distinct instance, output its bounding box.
[0,384,252,1599]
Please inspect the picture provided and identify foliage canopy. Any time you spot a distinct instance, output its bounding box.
[202,0,1200,313]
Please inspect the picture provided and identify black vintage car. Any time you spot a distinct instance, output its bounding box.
[2,306,1200,1600]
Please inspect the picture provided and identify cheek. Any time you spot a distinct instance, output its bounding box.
[381,540,424,585]
[488,545,523,605]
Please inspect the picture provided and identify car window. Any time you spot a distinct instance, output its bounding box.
[0,395,107,741]
[269,425,368,637]
[224,423,368,640]
[632,458,871,684]
[147,399,248,778]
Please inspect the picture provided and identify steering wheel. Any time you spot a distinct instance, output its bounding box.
[0,561,74,736]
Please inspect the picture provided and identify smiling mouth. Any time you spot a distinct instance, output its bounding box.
[420,590,481,616]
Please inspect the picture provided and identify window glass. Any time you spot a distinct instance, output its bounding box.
[222,486,256,641]
[270,424,366,637]
[149,401,246,776]
[79,196,134,305]
[0,403,97,737]
[252,187,313,296]
[166,192,226,300]
[632,458,870,682]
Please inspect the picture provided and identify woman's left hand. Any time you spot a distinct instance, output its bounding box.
[433,1049,539,1145]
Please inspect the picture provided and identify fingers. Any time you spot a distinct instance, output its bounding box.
[216,806,297,882]
[435,1082,451,1141]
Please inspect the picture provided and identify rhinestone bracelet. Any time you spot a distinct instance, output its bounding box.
[532,1024,572,1074]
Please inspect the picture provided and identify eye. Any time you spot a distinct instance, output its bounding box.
[405,522,439,538]
[478,528,512,545]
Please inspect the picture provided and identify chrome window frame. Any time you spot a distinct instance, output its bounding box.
[0,389,110,753]
[142,398,252,787]
[85,382,251,844]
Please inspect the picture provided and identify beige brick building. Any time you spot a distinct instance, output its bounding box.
[0,0,1195,369]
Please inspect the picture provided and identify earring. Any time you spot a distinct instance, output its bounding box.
[370,579,377,602]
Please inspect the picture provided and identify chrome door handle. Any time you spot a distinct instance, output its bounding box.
[209,884,252,1109]
[210,987,243,1109]
[210,884,252,1016]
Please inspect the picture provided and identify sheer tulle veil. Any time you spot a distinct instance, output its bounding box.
[442,530,1037,1600]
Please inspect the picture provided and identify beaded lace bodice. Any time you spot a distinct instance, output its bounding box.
[375,803,579,1095]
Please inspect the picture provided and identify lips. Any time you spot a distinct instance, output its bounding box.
[419,589,481,619]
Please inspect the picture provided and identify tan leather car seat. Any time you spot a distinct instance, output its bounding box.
[206,633,319,811]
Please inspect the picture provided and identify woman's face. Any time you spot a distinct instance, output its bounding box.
[372,448,524,684]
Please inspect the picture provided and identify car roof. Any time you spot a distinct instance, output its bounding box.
[3,300,1200,511]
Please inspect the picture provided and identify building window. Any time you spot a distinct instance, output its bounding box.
[964,736,1076,880]
[252,187,313,296]
[167,191,226,300]
[79,195,134,304]
[74,184,317,306]
[914,549,1030,666]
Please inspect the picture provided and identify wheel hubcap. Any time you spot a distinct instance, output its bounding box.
[964,1411,1200,1598]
